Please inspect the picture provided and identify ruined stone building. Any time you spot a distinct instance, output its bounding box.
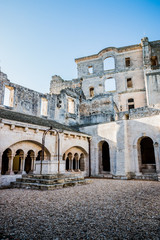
[0,37,160,187]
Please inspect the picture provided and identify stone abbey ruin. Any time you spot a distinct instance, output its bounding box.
[0,37,160,187]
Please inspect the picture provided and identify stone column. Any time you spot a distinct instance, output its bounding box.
[133,145,141,175]
[30,156,35,173]
[7,154,14,175]
[0,152,2,175]
[154,143,160,174]
[22,154,27,175]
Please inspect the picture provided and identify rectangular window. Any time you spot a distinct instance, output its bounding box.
[41,98,48,116]
[68,98,75,114]
[4,86,14,107]
[125,58,130,67]
[128,104,134,110]
[88,66,93,74]
[127,78,132,88]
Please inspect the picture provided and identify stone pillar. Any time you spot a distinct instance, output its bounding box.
[30,156,35,173]
[154,143,160,174]
[133,144,141,175]
[22,154,27,175]
[0,152,2,175]
[7,154,14,175]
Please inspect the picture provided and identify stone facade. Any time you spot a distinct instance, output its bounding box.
[0,37,160,186]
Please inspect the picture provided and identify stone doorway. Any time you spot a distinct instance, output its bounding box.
[99,141,110,173]
[140,137,156,174]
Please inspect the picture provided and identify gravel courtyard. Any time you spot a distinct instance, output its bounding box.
[0,179,160,240]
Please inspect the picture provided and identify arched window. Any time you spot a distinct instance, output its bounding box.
[89,87,94,97]
[128,98,134,110]
[103,57,115,71]
[105,78,116,92]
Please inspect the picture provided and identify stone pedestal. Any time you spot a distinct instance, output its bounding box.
[34,160,65,174]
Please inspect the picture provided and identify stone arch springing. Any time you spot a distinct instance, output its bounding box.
[1,148,12,175]
[137,136,156,173]
[98,141,110,173]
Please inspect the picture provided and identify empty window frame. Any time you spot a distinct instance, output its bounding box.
[68,98,75,114]
[41,98,48,116]
[103,57,115,71]
[127,78,132,88]
[125,57,130,67]
[3,86,14,107]
[89,87,94,97]
[128,98,134,110]
[105,78,116,92]
[151,56,158,66]
[88,66,93,74]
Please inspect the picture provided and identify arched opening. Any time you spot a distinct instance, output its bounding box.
[99,141,110,173]
[13,149,24,174]
[102,142,110,171]
[66,152,72,171]
[36,150,42,161]
[25,150,34,174]
[139,137,156,173]
[1,148,11,175]
[79,153,85,171]
[105,78,116,92]
[89,87,94,97]
[103,57,115,71]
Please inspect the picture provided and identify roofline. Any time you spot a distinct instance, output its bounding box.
[75,44,141,63]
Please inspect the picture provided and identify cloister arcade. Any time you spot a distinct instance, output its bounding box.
[64,147,86,172]
[1,141,50,175]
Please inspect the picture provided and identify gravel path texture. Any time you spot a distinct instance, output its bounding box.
[0,179,160,240]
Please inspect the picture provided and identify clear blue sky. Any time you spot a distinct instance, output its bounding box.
[0,0,160,93]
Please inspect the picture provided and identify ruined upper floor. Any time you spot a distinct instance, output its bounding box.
[0,37,160,127]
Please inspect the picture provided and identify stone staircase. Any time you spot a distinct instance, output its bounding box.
[11,174,91,190]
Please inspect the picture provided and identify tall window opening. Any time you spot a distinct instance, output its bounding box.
[4,86,14,107]
[127,78,132,88]
[125,57,130,67]
[41,98,48,116]
[88,66,93,74]
[89,87,94,97]
[68,98,75,114]
[105,78,116,92]
[103,57,115,71]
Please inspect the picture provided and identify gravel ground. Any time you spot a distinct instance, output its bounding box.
[0,179,160,240]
